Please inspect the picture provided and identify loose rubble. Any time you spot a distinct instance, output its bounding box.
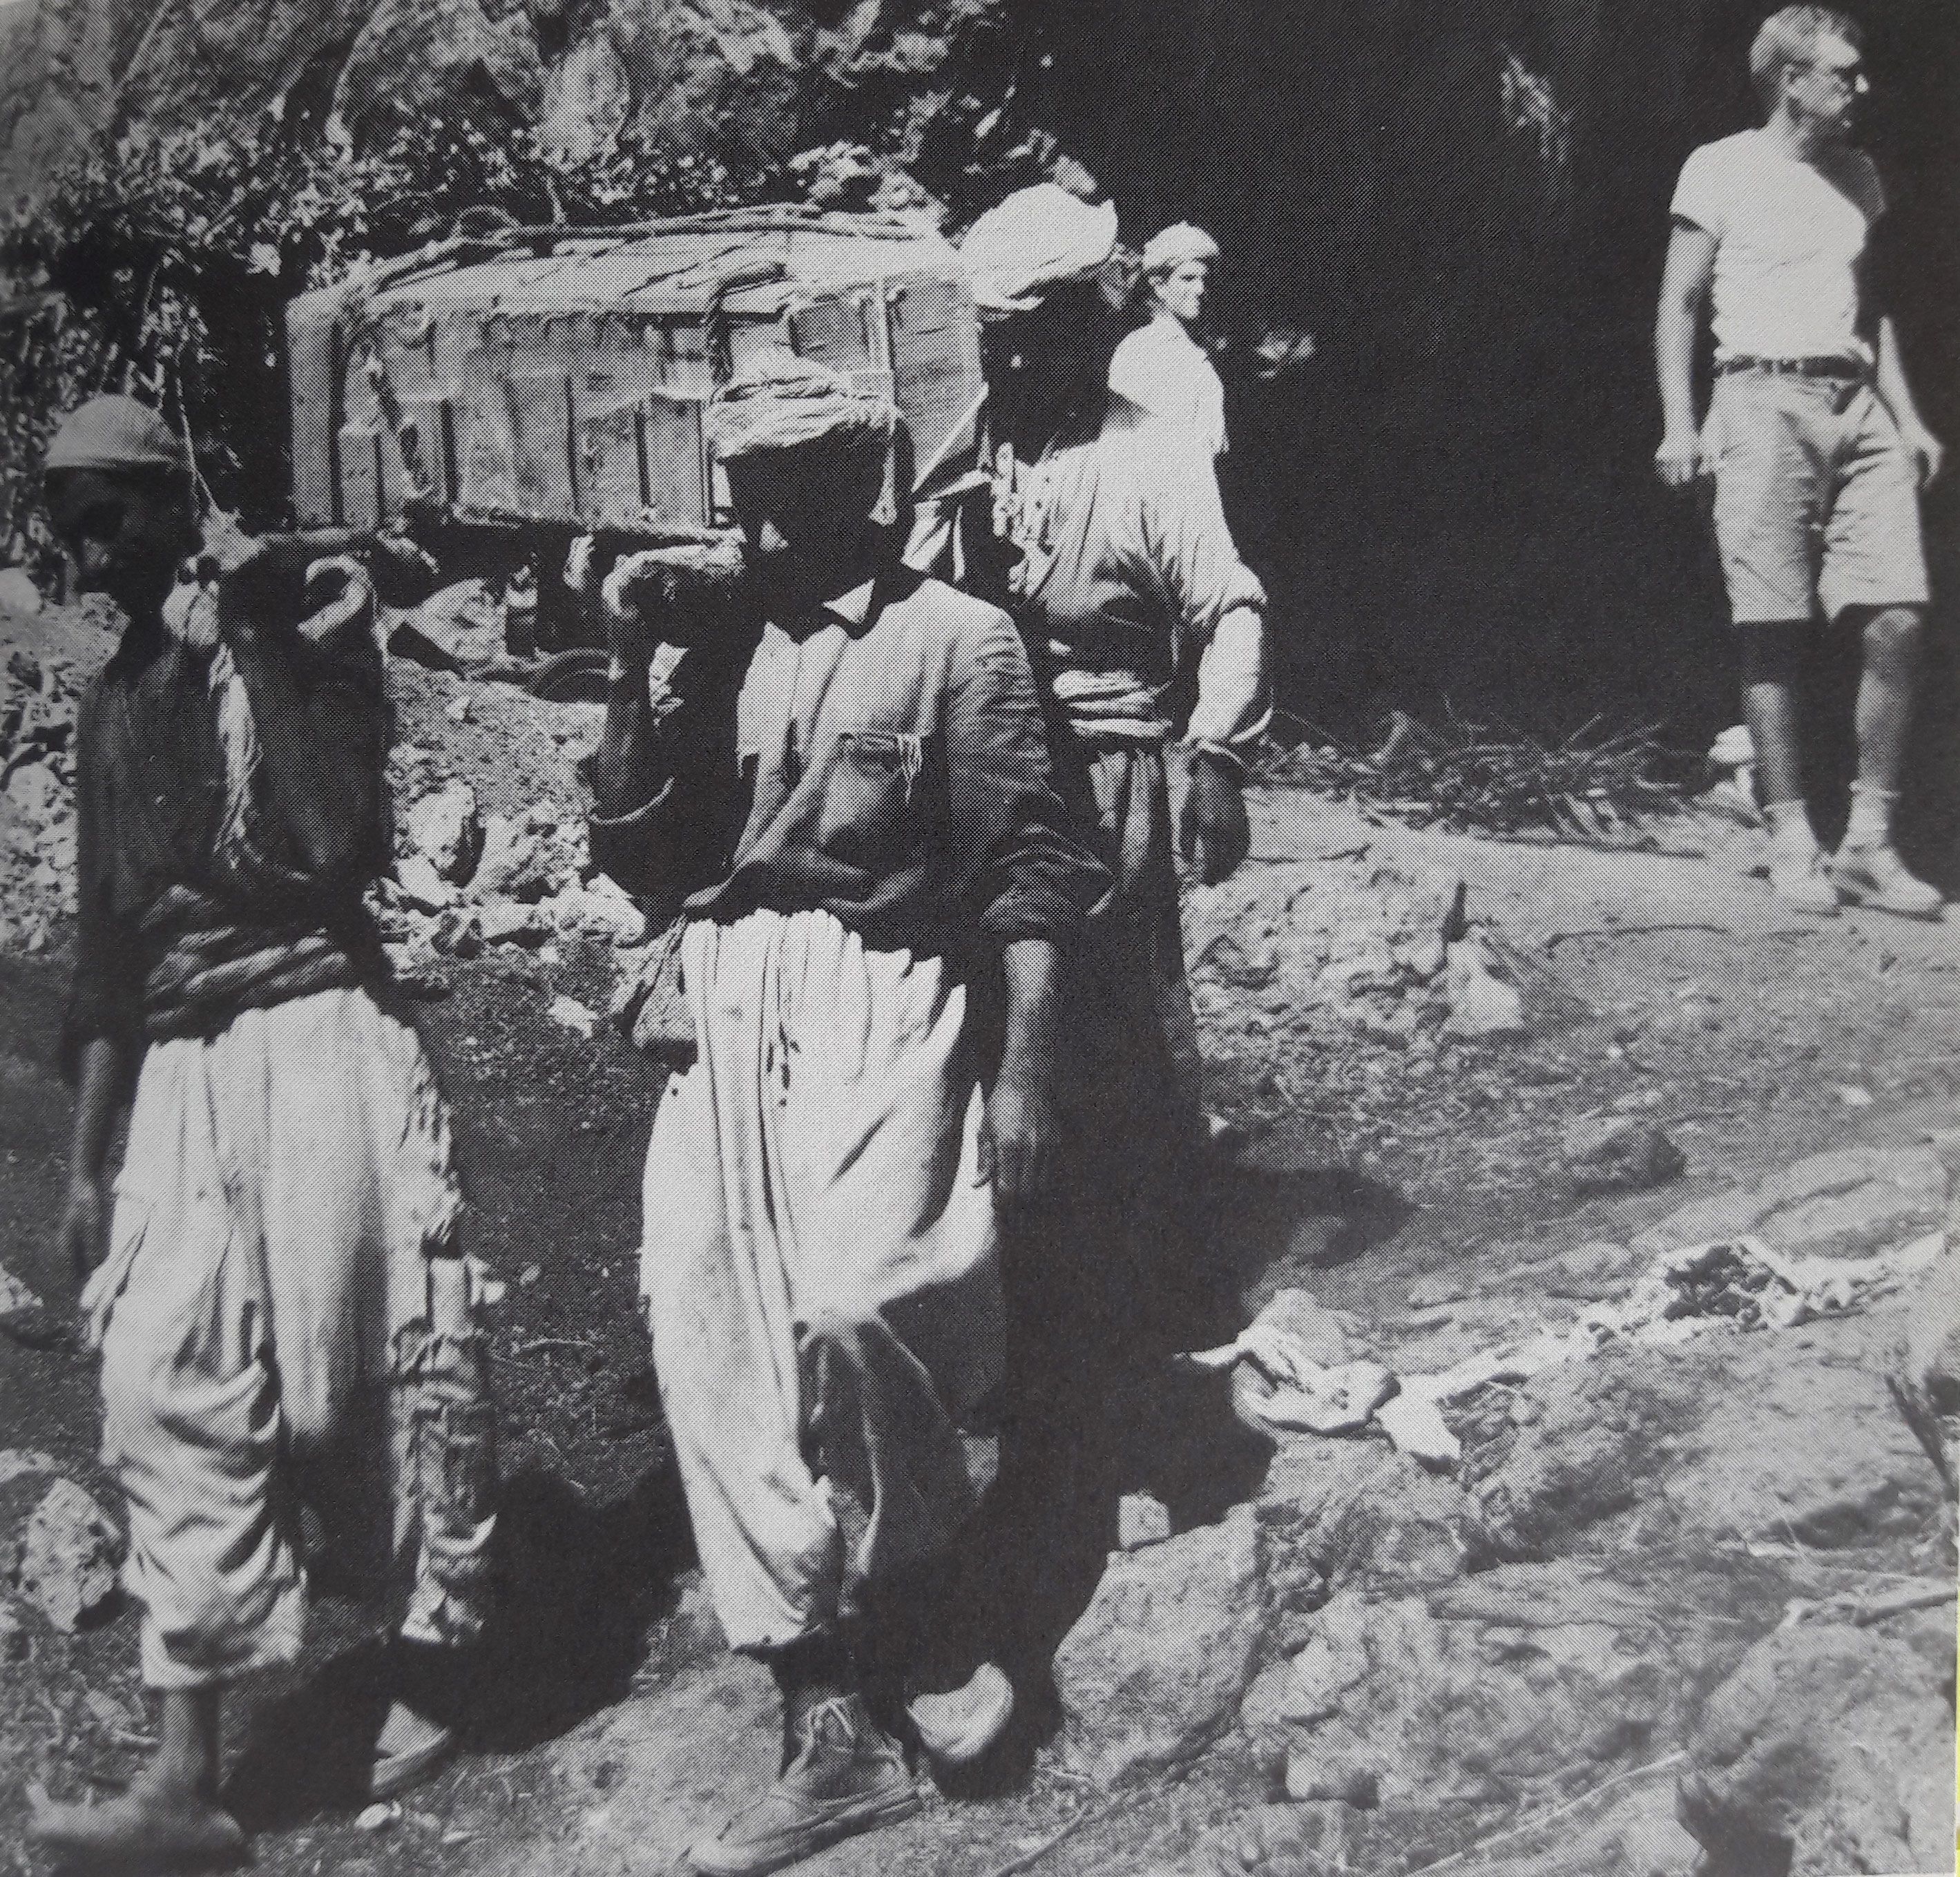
[10,1479,123,1633]
[0,639,88,952]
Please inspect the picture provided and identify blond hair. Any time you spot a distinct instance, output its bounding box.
[1751,6,1863,111]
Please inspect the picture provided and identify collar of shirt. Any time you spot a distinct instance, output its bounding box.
[815,564,924,635]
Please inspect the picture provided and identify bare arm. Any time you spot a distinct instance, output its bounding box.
[979,936,1064,1215]
[1875,316,1944,486]
[59,1036,136,1284]
[1655,221,1717,485]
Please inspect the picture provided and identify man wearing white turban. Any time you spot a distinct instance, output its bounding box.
[587,352,1107,1874]
[1106,222,1229,459]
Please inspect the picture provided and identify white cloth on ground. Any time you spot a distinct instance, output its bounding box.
[84,987,496,1689]
[640,906,1003,1653]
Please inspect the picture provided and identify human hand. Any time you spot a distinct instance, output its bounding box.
[976,1071,1059,1215]
[57,1173,108,1288]
[1901,425,1945,489]
[1654,425,1706,488]
[1178,752,1251,884]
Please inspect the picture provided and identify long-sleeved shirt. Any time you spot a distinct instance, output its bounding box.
[64,606,388,1075]
[587,566,1108,961]
[1001,426,1269,757]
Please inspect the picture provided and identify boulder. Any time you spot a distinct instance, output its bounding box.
[1258,1441,1483,1647]
[1419,1769,1700,1877]
[1474,1325,1947,1563]
[405,781,483,884]
[1053,1503,1265,1784]
[12,1479,123,1632]
[1267,1571,1674,1814]
[1679,1622,1956,1877]
[1561,1118,1684,1196]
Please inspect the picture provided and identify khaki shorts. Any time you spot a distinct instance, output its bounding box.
[1707,374,1929,625]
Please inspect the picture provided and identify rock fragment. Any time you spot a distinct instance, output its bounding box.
[1117,1492,1173,1551]
[1441,937,1524,1039]
[1561,1117,1684,1195]
[405,781,483,884]
[13,1479,124,1632]
[1053,1503,1263,1783]
[393,851,457,914]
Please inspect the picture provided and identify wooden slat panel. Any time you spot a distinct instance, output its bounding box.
[286,300,340,527]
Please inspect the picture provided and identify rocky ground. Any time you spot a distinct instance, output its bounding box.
[1,579,1957,1877]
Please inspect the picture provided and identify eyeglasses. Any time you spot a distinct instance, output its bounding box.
[1792,58,1868,92]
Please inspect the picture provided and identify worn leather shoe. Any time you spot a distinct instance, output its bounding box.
[1829,842,1943,920]
[685,1695,919,1876]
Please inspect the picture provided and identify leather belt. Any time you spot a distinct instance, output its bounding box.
[1716,355,1870,382]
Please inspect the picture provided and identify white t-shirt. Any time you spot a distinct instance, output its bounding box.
[1104,318,1229,457]
[1671,128,1885,363]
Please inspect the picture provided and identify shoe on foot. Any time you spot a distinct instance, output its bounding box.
[1767,848,1840,916]
[370,1700,456,1800]
[1829,842,1943,920]
[907,1662,1015,1769]
[685,1694,919,1876]
[26,1776,247,1871]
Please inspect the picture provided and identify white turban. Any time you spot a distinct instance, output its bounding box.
[1140,222,1220,277]
[959,184,1120,317]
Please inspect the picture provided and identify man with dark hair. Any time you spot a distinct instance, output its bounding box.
[30,395,495,1869]
[1656,6,1945,916]
[587,352,1107,1875]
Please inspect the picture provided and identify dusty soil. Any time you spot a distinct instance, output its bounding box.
[2,587,1957,1877]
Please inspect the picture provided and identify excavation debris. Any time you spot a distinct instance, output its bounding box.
[9,1479,123,1632]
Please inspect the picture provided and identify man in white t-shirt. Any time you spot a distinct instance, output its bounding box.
[1655,5,1945,918]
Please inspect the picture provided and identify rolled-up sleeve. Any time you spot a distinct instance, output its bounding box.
[1135,445,1271,753]
[945,608,1111,947]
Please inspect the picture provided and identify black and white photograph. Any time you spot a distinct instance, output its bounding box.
[0,3,1957,1874]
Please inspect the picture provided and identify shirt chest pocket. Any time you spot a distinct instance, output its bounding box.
[814,729,936,872]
